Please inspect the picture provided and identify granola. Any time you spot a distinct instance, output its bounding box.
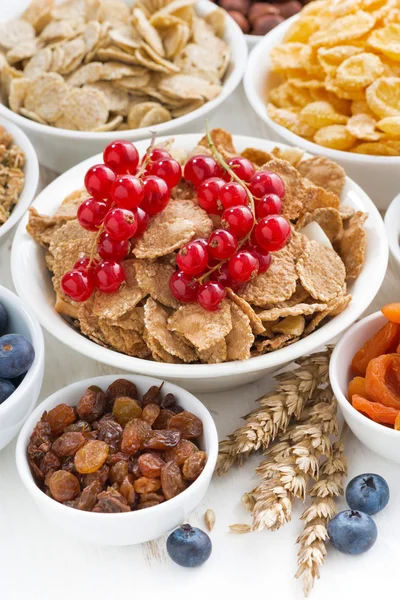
[0,125,25,228]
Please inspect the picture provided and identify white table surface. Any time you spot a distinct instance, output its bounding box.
[1,81,399,600]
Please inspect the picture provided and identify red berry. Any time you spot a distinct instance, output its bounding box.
[73,257,98,274]
[221,205,254,238]
[94,260,126,293]
[169,271,199,303]
[255,193,282,219]
[84,164,115,199]
[77,198,108,231]
[141,176,170,215]
[195,238,208,250]
[197,177,224,214]
[103,140,139,175]
[249,170,285,199]
[228,251,259,282]
[110,175,144,210]
[150,158,182,189]
[61,269,94,302]
[255,215,291,252]
[104,208,137,241]
[247,246,271,274]
[97,231,129,261]
[132,207,150,237]
[209,263,243,292]
[224,157,255,183]
[208,229,237,260]
[146,148,171,163]
[184,155,219,188]
[197,281,226,311]
[177,240,208,276]
[219,181,248,209]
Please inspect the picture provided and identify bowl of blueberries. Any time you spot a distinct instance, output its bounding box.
[0,284,44,450]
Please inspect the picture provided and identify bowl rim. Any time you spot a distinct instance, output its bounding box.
[384,194,400,267]
[0,115,39,240]
[16,373,219,520]
[330,310,400,439]
[243,14,400,164]
[0,284,45,419]
[0,0,247,141]
[11,132,389,380]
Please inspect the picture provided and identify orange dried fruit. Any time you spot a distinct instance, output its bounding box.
[351,321,400,376]
[365,354,400,410]
[395,412,400,431]
[74,440,109,474]
[381,303,400,324]
[348,376,368,400]
[352,394,399,426]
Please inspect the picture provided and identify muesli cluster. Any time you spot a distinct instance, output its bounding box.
[27,128,367,364]
[0,0,229,131]
[0,125,25,226]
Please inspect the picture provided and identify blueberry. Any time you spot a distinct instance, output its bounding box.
[346,473,389,515]
[0,378,16,404]
[167,524,212,567]
[0,303,7,336]
[0,334,35,379]
[327,510,377,555]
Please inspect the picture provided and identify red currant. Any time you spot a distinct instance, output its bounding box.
[141,176,170,215]
[97,231,130,261]
[221,205,254,238]
[150,158,182,189]
[224,157,255,183]
[94,260,126,293]
[228,250,259,282]
[195,238,208,250]
[247,246,271,274]
[176,240,208,276]
[210,263,243,292]
[61,269,94,302]
[184,155,219,187]
[84,164,115,200]
[110,175,144,210]
[219,181,248,209]
[77,198,108,231]
[103,140,139,175]
[255,193,282,219]
[169,271,199,303]
[104,208,137,241]
[73,257,98,274]
[197,177,224,214]
[255,215,291,252]
[208,229,237,260]
[197,281,226,311]
[146,148,171,163]
[132,207,150,237]
[249,170,285,199]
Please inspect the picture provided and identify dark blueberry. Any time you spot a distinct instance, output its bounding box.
[0,303,7,335]
[327,510,377,555]
[0,378,16,404]
[346,473,389,516]
[0,334,35,379]
[167,524,212,567]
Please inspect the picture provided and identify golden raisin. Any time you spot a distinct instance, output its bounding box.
[74,440,109,474]
[141,403,161,426]
[46,404,76,435]
[105,379,138,409]
[52,432,86,457]
[182,451,207,481]
[160,461,186,500]
[121,418,151,455]
[167,411,203,439]
[48,470,80,502]
[138,453,165,478]
[164,439,198,465]
[113,396,142,426]
[134,477,161,494]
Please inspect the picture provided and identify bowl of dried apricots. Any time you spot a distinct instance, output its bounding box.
[330,303,400,463]
[244,0,400,210]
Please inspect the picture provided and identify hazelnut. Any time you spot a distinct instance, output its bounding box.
[228,10,250,33]
[252,13,285,35]
[272,0,302,18]
[220,0,250,14]
[248,3,279,26]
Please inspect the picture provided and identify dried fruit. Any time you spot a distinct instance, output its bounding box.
[348,376,368,401]
[45,404,76,435]
[48,470,80,502]
[182,451,207,481]
[167,411,203,439]
[352,394,399,426]
[138,452,165,478]
[164,439,198,465]
[119,474,136,505]
[141,403,161,426]
[351,322,400,376]
[113,396,142,426]
[120,418,151,455]
[109,460,129,484]
[143,429,181,450]
[74,440,109,474]
[52,432,86,457]
[365,354,400,410]
[105,378,138,409]
[161,461,186,499]
[76,480,102,511]
[77,386,106,422]
[134,476,162,493]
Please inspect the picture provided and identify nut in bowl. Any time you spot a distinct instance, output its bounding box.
[16,374,218,546]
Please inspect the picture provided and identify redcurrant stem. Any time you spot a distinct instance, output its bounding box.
[136,131,157,178]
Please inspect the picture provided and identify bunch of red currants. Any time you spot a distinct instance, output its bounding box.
[61,140,182,302]
[169,153,290,311]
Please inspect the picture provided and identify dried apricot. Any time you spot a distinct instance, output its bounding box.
[138,452,165,478]
[52,432,86,457]
[134,476,161,494]
[365,354,400,409]
[395,412,400,431]
[141,403,161,426]
[167,411,203,439]
[74,440,109,474]
[182,451,207,481]
[48,470,80,502]
[351,321,400,376]
[112,396,142,426]
[143,429,180,450]
[45,404,76,435]
[160,461,186,500]
[77,386,106,422]
[348,376,368,401]
[164,440,198,465]
[381,303,400,324]
[352,394,399,426]
[120,418,151,455]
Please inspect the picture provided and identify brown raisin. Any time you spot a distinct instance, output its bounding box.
[160,461,186,500]
[28,420,52,453]
[182,451,207,481]
[29,457,44,482]
[128,457,142,478]
[142,383,164,406]
[167,411,203,439]
[74,440,109,474]
[105,451,130,466]
[65,420,92,433]
[52,432,86,457]
[109,460,129,484]
[121,418,151,455]
[75,480,102,511]
[143,429,180,450]
[48,470,80,502]
[164,440,198,465]
[134,477,161,494]
[93,414,122,446]
[105,379,138,410]
[44,469,57,487]
[141,403,160,426]
[77,386,106,422]
[39,451,61,475]
[113,396,142,426]
[138,492,164,509]
[92,488,130,513]
[83,464,109,488]
[170,404,185,414]
[138,453,165,478]
[119,474,136,505]
[153,409,175,429]
[161,392,176,409]
[45,404,76,436]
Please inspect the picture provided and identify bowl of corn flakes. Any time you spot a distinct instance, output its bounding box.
[11,131,388,392]
[244,0,400,210]
[0,0,247,173]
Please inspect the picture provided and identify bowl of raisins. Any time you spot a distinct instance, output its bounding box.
[16,375,218,546]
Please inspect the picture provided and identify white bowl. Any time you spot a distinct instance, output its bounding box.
[243,15,400,210]
[0,284,44,450]
[330,311,400,464]
[384,194,400,276]
[11,133,388,392]
[16,373,218,546]
[0,116,39,242]
[0,0,247,173]
[245,33,263,49]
